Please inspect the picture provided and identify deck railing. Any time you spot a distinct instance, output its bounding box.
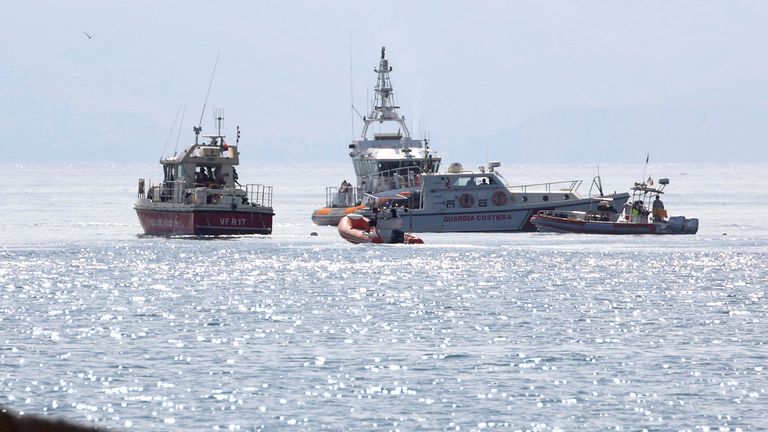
[361,167,424,194]
[247,184,273,208]
[322,167,424,207]
[137,179,273,207]
[507,179,582,194]
[148,180,187,203]
[325,186,362,208]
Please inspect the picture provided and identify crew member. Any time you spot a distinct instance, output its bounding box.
[652,195,665,222]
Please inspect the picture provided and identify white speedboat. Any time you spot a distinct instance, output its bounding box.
[378,162,630,233]
[530,178,698,234]
[311,47,441,226]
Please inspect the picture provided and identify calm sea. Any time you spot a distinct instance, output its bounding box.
[1,163,767,431]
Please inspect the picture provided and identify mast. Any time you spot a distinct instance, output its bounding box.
[360,47,411,139]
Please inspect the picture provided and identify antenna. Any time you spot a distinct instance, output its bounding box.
[215,108,224,136]
[596,166,604,196]
[641,153,650,185]
[352,105,365,122]
[173,104,187,156]
[160,104,183,160]
[196,53,220,144]
[350,38,355,139]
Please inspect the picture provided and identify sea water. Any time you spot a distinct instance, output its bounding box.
[1,163,767,430]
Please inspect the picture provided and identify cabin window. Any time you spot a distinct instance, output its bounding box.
[543,195,549,202]
[522,196,528,202]
[452,176,480,187]
[475,177,493,185]
[563,194,569,200]
[163,165,179,182]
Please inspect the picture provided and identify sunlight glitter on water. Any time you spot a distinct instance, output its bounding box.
[2,239,767,430]
[1,164,767,429]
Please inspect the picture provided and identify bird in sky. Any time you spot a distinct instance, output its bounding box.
[83,31,93,39]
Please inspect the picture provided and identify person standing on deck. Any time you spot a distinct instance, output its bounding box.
[652,195,665,222]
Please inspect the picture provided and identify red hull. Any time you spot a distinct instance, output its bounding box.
[136,208,273,235]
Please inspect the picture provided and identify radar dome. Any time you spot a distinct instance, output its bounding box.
[447,162,464,173]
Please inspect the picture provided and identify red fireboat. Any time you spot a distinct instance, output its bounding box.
[134,117,274,236]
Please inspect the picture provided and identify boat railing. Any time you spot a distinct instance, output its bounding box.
[362,167,424,194]
[139,180,272,207]
[145,180,187,204]
[507,179,582,194]
[246,184,273,208]
[325,186,362,208]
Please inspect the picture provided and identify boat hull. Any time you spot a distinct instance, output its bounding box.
[135,206,274,236]
[337,215,423,244]
[397,194,629,233]
[311,205,366,226]
[337,215,384,244]
[530,214,699,235]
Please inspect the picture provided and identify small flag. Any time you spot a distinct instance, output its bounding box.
[647,176,654,186]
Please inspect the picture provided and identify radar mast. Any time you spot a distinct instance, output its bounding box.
[360,47,411,139]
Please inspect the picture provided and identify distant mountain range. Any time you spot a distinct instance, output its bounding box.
[461,104,768,164]
[5,104,767,165]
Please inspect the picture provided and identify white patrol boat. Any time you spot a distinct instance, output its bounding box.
[383,162,630,233]
[311,47,441,226]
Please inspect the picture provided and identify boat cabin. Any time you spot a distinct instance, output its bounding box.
[139,130,268,207]
[411,162,582,211]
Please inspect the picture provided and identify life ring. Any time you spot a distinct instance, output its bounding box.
[492,189,507,206]
[458,192,474,208]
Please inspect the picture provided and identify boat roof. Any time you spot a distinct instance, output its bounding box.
[631,183,665,194]
[368,189,414,200]
[363,147,439,160]
[425,169,502,177]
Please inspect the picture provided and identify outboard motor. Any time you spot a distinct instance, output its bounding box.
[683,218,699,234]
[389,229,405,244]
[668,216,699,235]
[377,208,405,242]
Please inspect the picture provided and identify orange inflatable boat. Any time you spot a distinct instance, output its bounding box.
[338,213,423,244]
[311,205,367,226]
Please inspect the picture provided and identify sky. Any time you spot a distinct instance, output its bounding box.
[3,0,768,166]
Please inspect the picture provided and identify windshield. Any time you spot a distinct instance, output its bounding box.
[489,172,509,186]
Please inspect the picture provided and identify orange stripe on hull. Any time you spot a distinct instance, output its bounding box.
[311,205,366,226]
